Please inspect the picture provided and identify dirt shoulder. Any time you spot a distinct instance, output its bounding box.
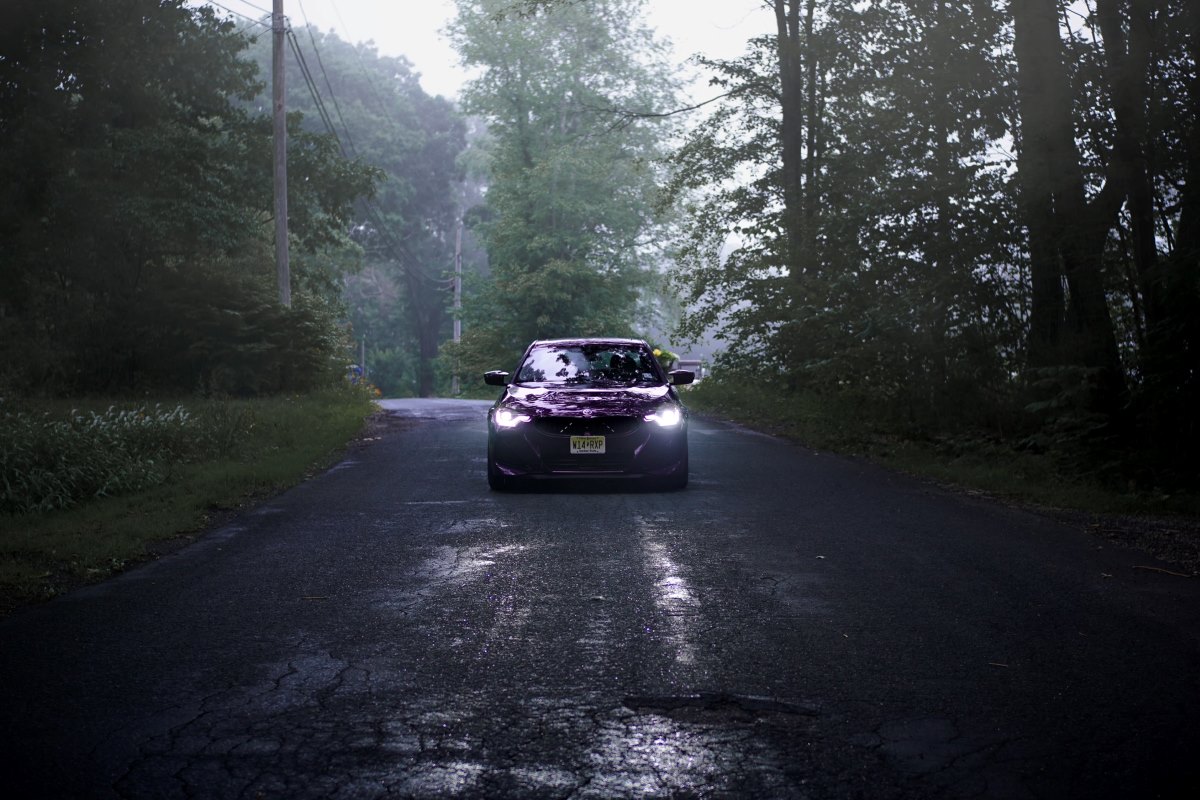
[1044,509,1199,577]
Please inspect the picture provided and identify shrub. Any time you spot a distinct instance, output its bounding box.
[2,403,203,513]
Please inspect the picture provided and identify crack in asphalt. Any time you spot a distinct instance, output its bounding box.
[623,692,821,720]
[106,647,828,798]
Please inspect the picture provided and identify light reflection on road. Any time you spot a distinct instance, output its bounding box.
[372,540,529,614]
[114,504,808,798]
[638,515,699,666]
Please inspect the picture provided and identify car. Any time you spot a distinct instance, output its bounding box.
[483,338,694,490]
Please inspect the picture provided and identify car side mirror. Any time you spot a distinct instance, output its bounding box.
[668,370,695,386]
[483,370,510,386]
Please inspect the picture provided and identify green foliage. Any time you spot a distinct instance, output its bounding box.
[662,0,1200,491]
[667,0,1196,493]
[0,384,375,515]
[360,345,418,397]
[2,2,256,289]
[134,265,352,395]
[0,389,375,609]
[241,28,469,397]
[685,375,1197,517]
[0,0,377,396]
[1,404,195,514]
[0,389,375,517]
[447,0,676,375]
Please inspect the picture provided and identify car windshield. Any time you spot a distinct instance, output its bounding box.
[516,343,665,387]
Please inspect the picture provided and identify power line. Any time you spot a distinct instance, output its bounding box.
[288,31,446,285]
[235,19,265,37]
[294,0,360,159]
[232,0,273,14]
[322,0,408,127]
[277,5,451,288]
[287,29,344,154]
[204,1,446,290]
[206,1,270,29]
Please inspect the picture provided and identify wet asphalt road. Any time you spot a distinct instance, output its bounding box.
[1,398,1198,799]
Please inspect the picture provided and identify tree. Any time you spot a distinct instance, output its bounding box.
[446,0,677,375]
[667,0,1195,482]
[0,0,375,394]
[241,26,467,397]
[1094,0,1199,463]
[1011,0,1124,415]
[1010,0,1198,471]
[668,1,1022,430]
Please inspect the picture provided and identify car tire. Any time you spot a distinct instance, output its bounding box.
[487,465,508,490]
[487,439,509,491]
[661,449,688,491]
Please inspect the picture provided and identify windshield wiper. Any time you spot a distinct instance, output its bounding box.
[587,377,637,387]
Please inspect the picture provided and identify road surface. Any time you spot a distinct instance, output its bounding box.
[1,398,1197,798]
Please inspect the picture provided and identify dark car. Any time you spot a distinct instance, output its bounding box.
[484,338,694,490]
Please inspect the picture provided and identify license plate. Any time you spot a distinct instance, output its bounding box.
[570,435,606,454]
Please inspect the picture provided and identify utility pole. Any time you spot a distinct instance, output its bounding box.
[273,0,291,307]
[451,222,463,395]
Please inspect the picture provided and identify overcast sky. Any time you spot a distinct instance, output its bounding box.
[209,0,775,101]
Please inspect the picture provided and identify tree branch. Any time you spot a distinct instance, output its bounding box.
[583,88,748,123]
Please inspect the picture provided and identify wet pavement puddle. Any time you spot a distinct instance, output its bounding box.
[638,515,700,666]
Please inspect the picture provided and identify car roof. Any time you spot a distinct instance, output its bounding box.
[529,338,649,348]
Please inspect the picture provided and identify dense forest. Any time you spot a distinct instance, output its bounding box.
[665,0,1197,488]
[1,0,378,396]
[1,0,1196,490]
[239,25,471,397]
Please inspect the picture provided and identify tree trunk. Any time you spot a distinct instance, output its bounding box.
[775,0,806,286]
[1147,0,1200,452]
[1011,0,1068,367]
[1096,0,1162,334]
[928,0,955,395]
[1010,0,1125,407]
[802,0,817,264]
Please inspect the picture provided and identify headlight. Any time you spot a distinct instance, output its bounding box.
[494,408,531,428]
[644,404,683,427]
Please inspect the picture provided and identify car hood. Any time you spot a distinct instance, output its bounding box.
[500,384,673,418]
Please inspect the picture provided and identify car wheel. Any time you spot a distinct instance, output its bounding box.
[487,461,510,490]
[487,439,509,490]
[661,449,688,491]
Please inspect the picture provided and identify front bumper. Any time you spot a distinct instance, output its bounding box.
[489,416,687,479]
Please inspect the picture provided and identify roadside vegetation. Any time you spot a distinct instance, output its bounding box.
[0,2,389,613]
[685,378,1199,519]
[0,389,375,613]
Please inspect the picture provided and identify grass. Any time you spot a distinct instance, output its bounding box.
[0,388,375,613]
[682,379,1199,518]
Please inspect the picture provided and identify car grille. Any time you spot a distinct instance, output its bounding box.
[541,457,628,473]
[532,416,642,437]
